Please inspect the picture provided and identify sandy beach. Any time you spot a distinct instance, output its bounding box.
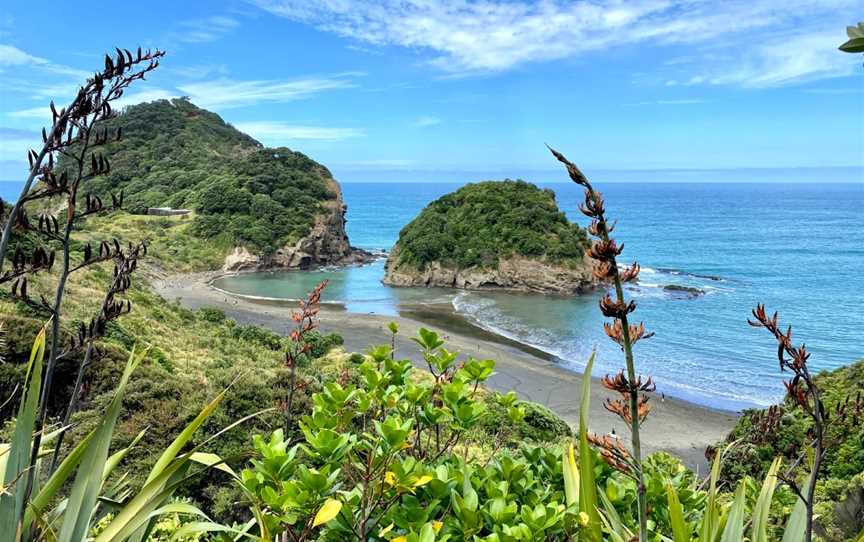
[153,271,738,473]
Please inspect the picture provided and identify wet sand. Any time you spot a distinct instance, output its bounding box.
[153,271,738,473]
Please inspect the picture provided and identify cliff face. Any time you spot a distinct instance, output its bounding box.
[384,250,597,295]
[222,177,371,271]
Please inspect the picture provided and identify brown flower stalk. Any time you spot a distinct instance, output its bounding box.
[748,304,828,542]
[0,47,164,506]
[48,240,148,473]
[284,280,329,431]
[588,433,637,479]
[549,145,653,541]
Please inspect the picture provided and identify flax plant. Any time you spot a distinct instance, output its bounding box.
[549,146,654,541]
[284,279,329,431]
[0,46,164,509]
[748,304,828,542]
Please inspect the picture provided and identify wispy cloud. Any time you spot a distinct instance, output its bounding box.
[803,87,860,95]
[413,115,442,127]
[692,29,859,88]
[4,73,362,122]
[0,44,89,78]
[6,106,50,120]
[0,126,39,161]
[170,64,230,79]
[234,121,364,143]
[0,44,46,66]
[625,99,708,106]
[177,74,359,108]
[175,15,240,44]
[250,0,858,86]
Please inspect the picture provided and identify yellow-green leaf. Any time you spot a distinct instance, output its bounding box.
[313,498,342,527]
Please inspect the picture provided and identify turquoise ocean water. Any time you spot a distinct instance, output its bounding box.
[4,180,862,411]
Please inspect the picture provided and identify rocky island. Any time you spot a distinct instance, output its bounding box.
[82,98,370,271]
[384,180,598,295]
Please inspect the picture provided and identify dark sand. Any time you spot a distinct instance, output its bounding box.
[153,271,738,473]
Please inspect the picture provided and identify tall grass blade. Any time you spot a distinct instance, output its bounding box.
[562,441,579,507]
[751,457,782,542]
[598,485,630,539]
[666,482,690,542]
[578,351,601,542]
[144,388,227,485]
[719,483,746,542]
[58,345,145,542]
[125,388,229,542]
[25,430,96,527]
[0,326,46,540]
[699,447,723,542]
[781,469,812,542]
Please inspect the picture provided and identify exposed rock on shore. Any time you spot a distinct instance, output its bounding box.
[384,252,596,295]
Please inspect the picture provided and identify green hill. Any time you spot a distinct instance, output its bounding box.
[390,180,589,270]
[73,98,338,255]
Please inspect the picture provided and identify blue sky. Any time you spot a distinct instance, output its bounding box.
[0,0,862,183]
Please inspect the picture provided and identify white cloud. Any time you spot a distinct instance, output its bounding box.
[177,75,358,108]
[0,44,47,66]
[6,106,50,120]
[0,43,88,78]
[694,29,860,88]
[233,121,364,142]
[625,99,708,106]
[250,0,858,86]
[0,127,39,161]
[176,15,240,43]
[413,115,442,127]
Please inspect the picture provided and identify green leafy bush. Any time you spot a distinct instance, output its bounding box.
[392,180,590,270]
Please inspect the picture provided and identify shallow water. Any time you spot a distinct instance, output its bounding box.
[214,181,864,412]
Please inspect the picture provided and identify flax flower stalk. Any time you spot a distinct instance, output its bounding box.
[748,304,827,542]
[284,279,329,432]
[549,146,652,541]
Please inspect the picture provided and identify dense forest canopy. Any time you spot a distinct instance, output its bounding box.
[393,179,590,269]
[70,98,336,253]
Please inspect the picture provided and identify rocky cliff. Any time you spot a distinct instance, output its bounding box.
[222,177,372,271]
[384,251,596,295]
[383,180,599,295]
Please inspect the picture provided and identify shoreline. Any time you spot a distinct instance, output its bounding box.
[152,270,739,472]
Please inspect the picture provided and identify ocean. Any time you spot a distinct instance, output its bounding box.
[4,179,862,411]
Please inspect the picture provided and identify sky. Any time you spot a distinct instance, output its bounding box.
[0,0,862,183]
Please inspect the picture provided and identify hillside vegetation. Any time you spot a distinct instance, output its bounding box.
[72,98,337,253]
[391,180,590,270]
[717,359,864,540]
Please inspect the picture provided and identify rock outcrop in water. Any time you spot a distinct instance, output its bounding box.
[384,180,598,295]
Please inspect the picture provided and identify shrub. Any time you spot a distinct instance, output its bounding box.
[393,180,589,270]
